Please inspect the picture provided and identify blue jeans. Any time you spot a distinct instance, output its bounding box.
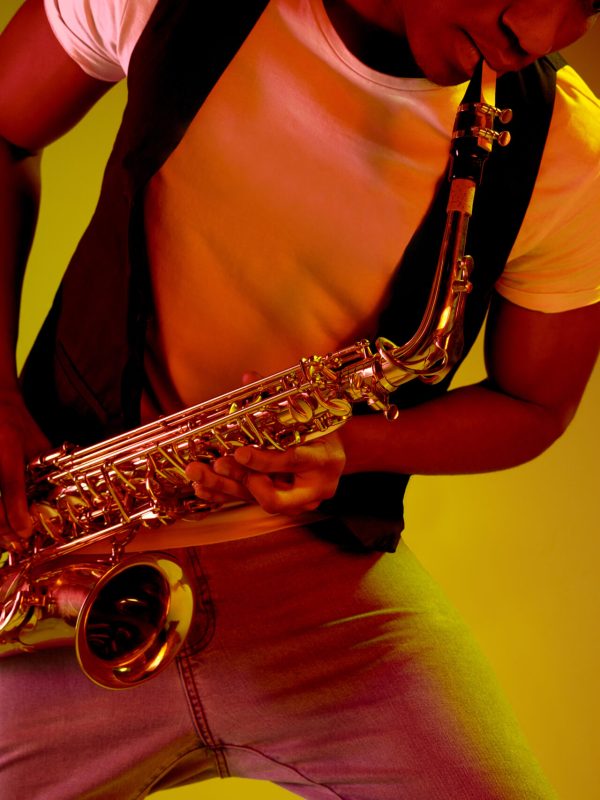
[0,526,556,799]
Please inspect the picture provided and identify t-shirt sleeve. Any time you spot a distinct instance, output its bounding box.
[43,0,158,81]
[496,66,600,313]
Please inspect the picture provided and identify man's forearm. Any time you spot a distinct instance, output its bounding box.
[340,381,570,477]
[0,135,41,388]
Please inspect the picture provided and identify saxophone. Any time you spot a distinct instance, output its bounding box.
[0,69,511,689]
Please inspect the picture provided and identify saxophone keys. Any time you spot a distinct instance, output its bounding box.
[278,393,315,426]
[384,404,400,421]
[29,501,66,543]
[452,256,474,293]
[313,392,352,419]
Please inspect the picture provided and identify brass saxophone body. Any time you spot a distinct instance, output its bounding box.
[0,71,511,689]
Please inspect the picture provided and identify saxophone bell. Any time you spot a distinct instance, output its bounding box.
[0,552,194,690]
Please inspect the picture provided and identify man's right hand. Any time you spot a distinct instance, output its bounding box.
[0,389,49,551]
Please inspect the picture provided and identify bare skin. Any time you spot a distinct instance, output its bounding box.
[0,0,598,544]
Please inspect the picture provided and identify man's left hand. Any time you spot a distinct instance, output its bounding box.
[185,431,346,515]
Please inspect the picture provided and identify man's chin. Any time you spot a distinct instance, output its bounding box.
[410,50,477,86]
[419,64,475,86]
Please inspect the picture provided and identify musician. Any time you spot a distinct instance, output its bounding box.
[0,0,598,798]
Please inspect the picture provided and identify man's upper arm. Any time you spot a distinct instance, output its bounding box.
[484,292,600,434]
[0,0,115,152]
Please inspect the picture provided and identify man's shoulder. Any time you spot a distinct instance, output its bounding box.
[43,0,158,80]
[553,65,600,160]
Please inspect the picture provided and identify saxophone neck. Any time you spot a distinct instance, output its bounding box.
[373,64,513,390]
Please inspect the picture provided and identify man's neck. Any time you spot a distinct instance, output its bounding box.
[322,0,424,78]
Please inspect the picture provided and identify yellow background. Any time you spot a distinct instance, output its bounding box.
[2,3,599,798]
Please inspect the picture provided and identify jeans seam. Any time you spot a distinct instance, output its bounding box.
[222,742,347,798]
[177,649,230,779]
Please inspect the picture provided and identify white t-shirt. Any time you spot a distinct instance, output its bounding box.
[44,0,600,409]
